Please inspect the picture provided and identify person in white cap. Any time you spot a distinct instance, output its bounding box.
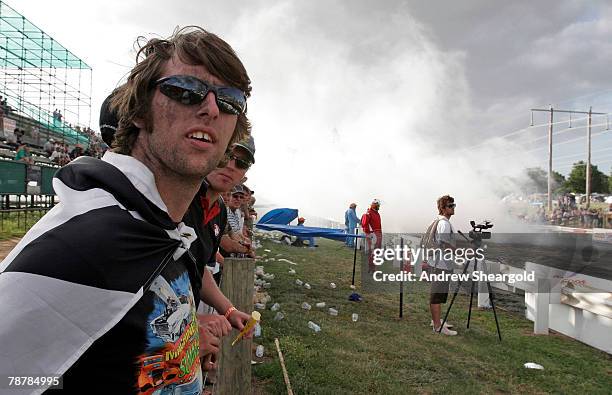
[361,199,382,272]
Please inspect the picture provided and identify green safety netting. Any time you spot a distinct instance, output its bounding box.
[0,1,90,69]
[0,1,93,147]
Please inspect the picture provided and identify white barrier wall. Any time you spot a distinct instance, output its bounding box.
[490,260,612,354]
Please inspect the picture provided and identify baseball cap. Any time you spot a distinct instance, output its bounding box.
[233,135,255,164]
[242,184,254,195]
[99,91,119,146]
[231,184,245,195]
[372,199,381,205]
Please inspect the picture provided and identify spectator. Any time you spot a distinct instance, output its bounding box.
[362,199,382,250]
[43,138,55,157]
[0,26,251,392]
[184,136,256,288]
[69,144,84,160]
[226,185,246,240]
[99,90,120,147]
[344,202,359,247]
[14,143,33,165]
[293,217,316,248]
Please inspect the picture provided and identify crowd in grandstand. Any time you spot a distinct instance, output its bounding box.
[0,90,107,167]
[517,194,612,228]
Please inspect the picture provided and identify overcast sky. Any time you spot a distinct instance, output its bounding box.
[11,0,612,231]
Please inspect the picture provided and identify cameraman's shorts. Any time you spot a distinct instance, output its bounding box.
[429,268,452,304]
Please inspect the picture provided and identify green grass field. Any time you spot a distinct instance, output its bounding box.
[252,237,612,394]
[0,209,47,240]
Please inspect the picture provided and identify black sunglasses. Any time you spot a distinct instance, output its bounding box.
[447,203,456,208]
[155,75,246,115]
[229,152,252,170]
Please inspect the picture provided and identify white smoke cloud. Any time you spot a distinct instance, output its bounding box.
[230,1,533,232]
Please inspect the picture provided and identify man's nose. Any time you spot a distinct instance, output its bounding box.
[197,91,219,119]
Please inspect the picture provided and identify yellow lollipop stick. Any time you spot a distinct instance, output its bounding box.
[231,311,261,346]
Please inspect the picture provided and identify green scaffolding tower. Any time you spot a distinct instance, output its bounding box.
[0,1,92,147]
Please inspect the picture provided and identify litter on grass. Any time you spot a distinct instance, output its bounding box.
[524,363,544,370]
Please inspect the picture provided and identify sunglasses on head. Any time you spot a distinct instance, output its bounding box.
[228,152,252,170]
[155,75,246,115]
[447,203,456,208]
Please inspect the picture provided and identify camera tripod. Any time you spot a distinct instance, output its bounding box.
[439,230,502,341]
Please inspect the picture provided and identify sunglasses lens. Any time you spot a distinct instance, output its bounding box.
[159,83,205,105]
[217,87,246,115]
[228,153,251,170]
[235,158,251,170]
[158,76,246,115]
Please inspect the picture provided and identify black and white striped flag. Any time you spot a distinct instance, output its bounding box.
[0,153,196,394]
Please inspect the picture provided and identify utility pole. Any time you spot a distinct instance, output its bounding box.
[586,107,592,209]
[548,106,553,213]
[530,107,606,213]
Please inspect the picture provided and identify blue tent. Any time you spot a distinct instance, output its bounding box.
[256,208,363,242]
[258,208,298,225]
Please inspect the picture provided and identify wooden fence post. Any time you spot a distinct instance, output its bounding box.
[217,257,255,394]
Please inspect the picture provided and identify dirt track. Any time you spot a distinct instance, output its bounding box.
[0,238,21,260]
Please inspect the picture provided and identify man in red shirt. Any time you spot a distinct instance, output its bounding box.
[361,199,382,272]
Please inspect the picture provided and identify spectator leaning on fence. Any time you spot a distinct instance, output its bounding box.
[221,184,256,258]
[0,26,251,393]
[14,143,33,165]
[184,135,256,307]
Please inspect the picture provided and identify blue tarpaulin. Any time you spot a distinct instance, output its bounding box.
[256,208,364,242]
[258,208,298,225]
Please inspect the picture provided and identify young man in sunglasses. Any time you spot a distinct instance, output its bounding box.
[429,195,458,336]
[0,27,251,394]
[185,135,256,290]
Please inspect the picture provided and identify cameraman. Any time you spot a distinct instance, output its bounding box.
[430,195,458,336]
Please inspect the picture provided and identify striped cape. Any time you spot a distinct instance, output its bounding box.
[0,153,196,394]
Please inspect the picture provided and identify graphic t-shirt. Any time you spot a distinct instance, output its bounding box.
[55,257,203,394]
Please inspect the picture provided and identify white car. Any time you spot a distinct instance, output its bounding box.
[151,300,191,343]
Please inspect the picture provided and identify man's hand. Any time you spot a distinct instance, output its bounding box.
[198,323,220,360]
[198,314,232,338]
[202,353,216,372]
[227,309,255,339]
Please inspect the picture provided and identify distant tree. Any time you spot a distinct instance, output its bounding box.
[523,167,565,194]
[565,161,609,193]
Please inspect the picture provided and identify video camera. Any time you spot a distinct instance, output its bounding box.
[468,220,493,243]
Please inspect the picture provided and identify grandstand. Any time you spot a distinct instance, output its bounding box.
[0,0,95,199]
